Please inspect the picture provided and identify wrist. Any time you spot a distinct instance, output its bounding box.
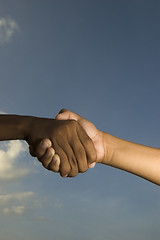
[20,116,36,142]
[101,132,117,165]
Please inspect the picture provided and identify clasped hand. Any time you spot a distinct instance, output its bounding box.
[27,110,103,177]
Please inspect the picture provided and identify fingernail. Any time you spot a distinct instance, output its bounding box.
[41,140,50,148]
[46,151,54,158]
[89,162,96,168]
[51,158,57,164]
[63,174,68,178]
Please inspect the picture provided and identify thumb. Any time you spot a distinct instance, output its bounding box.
[56,109,81,121]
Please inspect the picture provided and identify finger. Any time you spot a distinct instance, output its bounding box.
[77,124,97,165]
[56,109,81,121]
[53,141,71,177]
[48,154,60,172]
[57,123,86,176]
[29,139,52,158]
[67,151,79,178]
[69,135,88,173]
[54,139,79,178]
[39,147,55,169]
[36,139,52,158]
[89,162,96,168]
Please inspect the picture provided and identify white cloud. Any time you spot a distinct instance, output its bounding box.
[0,191,36,216]
[0,112,35,183]
[0,191,35,204]
[0,115,46,219]
[0,140,30,182]
[3,205,27,216]
[34,216,52,222]
[0,17,19,45]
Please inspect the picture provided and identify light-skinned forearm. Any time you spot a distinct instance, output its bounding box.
[102,132,160,185]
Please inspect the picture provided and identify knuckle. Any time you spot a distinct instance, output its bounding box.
[70,155,77,166]
[60,164,70,176]
[68,171,78,178]
[48,160,60,172]
[88,154,96,163]
[79,165,88,173]
[36,148,46,158]
[68,163,78,177]
[76,147,85,158]
[47,147,55,156]
[39,155,48,163]
[41,155,53,169]
[48,165,58,172]
[42,161,49,169]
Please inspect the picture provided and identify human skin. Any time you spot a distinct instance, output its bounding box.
[0,114,96,177]
[37,109,160,185]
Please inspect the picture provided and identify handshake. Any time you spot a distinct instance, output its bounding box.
[28,109,104,178]
[1,108,159,184]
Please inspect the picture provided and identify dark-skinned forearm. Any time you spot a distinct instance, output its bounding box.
[0,115,33,141]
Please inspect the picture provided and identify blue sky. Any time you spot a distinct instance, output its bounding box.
[0,0,160,239]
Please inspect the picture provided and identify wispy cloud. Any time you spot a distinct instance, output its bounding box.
[0,191,36,216]
[0,191,35,204]
[0,110,34,182]
[3,205,27,216]
[0,115,47,219]
[0,140,30,183]
[0,17,19,45]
